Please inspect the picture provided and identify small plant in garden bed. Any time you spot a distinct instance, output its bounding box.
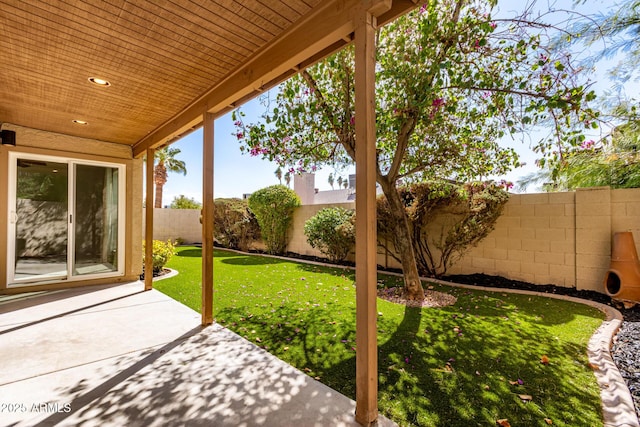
[141,239,176,277]
[157,247,606,427]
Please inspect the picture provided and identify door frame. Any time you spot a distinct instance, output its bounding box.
[7,152,126,287]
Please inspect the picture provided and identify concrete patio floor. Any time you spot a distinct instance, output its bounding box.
[0,281,396,427]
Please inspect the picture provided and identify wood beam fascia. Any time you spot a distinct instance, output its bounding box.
[144,148,155,291]
[354,8,379,427]
[201,112,214,326]
[132,0,421,158]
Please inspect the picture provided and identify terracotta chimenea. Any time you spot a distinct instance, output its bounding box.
[604,231,640,307]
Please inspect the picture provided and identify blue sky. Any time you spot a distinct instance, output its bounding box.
[159,0,628,206]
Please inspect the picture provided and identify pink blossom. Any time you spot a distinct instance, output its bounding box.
[581,139,595,150]
[249,146,265,156]
[349,116,355,126]
[419,4,427,14]
[490,22,497,29]
[236,132,244,140]
[432,98,445,108]
[233,120,242,126]
[499,179,514,190]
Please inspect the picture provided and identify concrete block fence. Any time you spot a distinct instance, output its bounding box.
[147,186,640,294]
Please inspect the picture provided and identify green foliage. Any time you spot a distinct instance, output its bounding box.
[157,247,605,427]
[304,207,355,262]
[214,198,261,251]
[378,181,509,277]
[519,119,640,191]
[248,185,300,254]
[142,239,176,273]
[233,1,597,296]
[169,194,202,209]
[234,1,597,183]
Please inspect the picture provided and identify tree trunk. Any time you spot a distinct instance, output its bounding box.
[153,160,167,208]
[379,180,425,301]
[154,163,167,208]
[154,182,164,208]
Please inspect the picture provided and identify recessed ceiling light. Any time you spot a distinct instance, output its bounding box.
[72,120,89,125]
[88,77,111,87]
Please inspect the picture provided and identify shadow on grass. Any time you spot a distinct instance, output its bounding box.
[216,295,603,427]
[219,256,287,266]
[175,248,203,257]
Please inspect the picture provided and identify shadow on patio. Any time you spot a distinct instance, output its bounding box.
[0,282,395,426]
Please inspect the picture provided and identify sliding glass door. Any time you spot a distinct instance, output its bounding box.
[8,154,125,285]
[73,164,120,276]
[12,158,69,282]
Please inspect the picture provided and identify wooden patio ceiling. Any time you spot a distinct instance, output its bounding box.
[0,0,419,158]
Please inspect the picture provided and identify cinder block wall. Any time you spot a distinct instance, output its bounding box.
[288,203,356,257]
[149,187,640,294]
[288,187,640,294]
[448,192,578,288]
[143,208,202,244]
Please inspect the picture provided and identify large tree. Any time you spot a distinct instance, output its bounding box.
[153,147,187,208]
[234,0,597,300]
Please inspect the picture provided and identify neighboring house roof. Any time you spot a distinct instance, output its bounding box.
[311,189,355,205]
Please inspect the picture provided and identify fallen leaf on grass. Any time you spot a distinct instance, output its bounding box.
[540,355,550,365]
[518,394,533,402]
[588,362,600,371]
[544,418,553,425]
[496,419,511,427]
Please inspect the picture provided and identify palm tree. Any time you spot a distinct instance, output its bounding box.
[154,147,187,208]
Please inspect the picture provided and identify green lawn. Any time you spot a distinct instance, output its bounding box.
[156,246,606,427]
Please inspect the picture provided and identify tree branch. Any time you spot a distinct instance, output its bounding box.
[300,69,357,162]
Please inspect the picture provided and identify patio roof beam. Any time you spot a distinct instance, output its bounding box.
[201,112,215,326]
[144,148,155,291]
[354,2,389,425]
[131,0,420,158]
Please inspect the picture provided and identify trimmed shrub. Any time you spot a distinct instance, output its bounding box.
[377,181,509,277]
[142,239,176,273]
[214,198,260,251]
[248,185,300,254]
[304,207,355,262]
